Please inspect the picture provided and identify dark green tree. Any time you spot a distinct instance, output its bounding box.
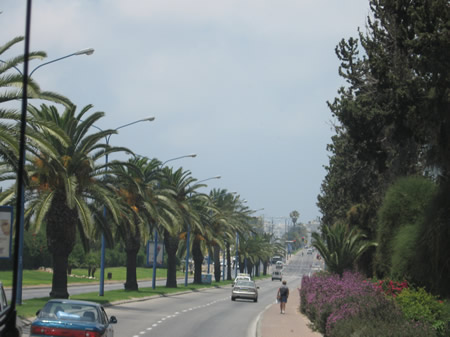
[318,0,449,275]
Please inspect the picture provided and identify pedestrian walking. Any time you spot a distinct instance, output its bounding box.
[277,280,289,314]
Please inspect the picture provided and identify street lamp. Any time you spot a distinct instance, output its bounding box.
[0,48,95,77]
[151,153,197,290]
[161,154,197,167]
[10,48,95,305]
[185,175,221,287]
[93,117,155,296]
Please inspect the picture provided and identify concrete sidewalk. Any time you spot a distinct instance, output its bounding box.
[257,285,322,337]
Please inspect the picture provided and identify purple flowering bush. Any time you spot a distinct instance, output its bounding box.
[300,271,437,337]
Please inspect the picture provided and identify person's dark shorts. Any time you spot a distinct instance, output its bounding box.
[280,296,287,303]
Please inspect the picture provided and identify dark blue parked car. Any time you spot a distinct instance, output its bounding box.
[30,299,117,337]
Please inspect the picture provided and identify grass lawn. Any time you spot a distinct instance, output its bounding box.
[0,267,184,288]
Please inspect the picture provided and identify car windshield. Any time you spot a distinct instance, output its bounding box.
[38,302,99,322]
[235,281,254,288]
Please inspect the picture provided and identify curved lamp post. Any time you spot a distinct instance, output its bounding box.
[151,153,197,290]
[185,175,221,287]
[7,48,95,305]
[0,48,94,77]
[161,154,197,167]
[91,117,155,296]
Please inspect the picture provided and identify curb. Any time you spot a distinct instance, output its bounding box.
[254,302,274,337]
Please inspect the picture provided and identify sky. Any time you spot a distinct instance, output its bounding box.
[1,0,370,224]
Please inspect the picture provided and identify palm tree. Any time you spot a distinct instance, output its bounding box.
[290,210,299,226]
[259,232,280,275]
[159,167,204,287]
[2,103,128,298]
[1,36,69,102]
[208,189,245,281]
[183,194,215,284]
[0,36,71,167]
[312,222,377,276]
[107,156,178,290]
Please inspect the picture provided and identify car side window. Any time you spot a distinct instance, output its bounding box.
[0,286,7,311]
[100,307,109,324]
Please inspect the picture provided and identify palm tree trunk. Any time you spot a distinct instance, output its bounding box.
[50,252,70,298]
[124,235,141,290]
[47,192,76,298]
[192,237,203,284]
[226,242,232,280]
[247,260,254,276]
[263,261,268,275]
[164,229,179,288]
[239,255,245,274]
[213,244,221,282]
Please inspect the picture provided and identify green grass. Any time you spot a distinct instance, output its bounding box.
[69,267,182,282]
[0,267,183,287]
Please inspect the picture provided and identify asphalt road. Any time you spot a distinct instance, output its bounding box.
[19,249,321,337]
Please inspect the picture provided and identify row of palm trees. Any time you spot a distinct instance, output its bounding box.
[1,36,285,298]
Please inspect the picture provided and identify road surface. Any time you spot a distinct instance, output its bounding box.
[20,249,320,337]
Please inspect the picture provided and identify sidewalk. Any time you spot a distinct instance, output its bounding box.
[257,286,322,337]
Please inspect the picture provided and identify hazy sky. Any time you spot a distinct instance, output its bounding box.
[2,0,370,223]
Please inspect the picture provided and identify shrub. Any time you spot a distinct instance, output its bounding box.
[371,278,408,297]
[374,176,436,278]
[396,288,450,337]
[329,314,436,337]
[300,272,438,337]
[328,291,436,337]
[300,271,378,333]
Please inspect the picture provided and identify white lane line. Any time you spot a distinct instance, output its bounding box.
[134,294,229,336]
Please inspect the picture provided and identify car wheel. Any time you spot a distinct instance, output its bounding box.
[254,297,258,302]
[231,297,236,301]
[272,278,274,281]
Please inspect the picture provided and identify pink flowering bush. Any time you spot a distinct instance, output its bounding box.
[300,271,376,333]
[300,271,437,337]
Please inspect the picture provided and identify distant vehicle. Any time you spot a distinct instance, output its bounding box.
[272,270,282,281]
[271,256,282,264]
[307,248,313,255]
[232,273,251,286]
[231,280,259,302]
[30,299,117,337]
[275,261,283,270]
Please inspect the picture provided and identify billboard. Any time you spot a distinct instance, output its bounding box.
[0,206,13,259]
[147,240,164,267]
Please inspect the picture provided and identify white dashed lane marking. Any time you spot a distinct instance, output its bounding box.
[129,297,228,336]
